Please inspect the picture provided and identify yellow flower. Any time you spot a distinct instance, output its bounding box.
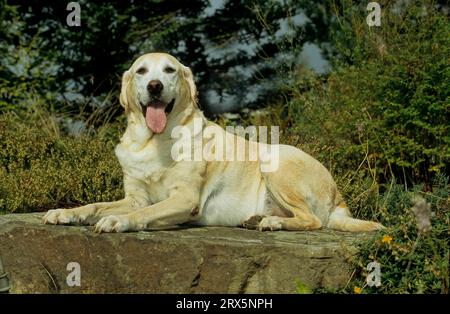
[381,235,393,244]
[354,286,362,294]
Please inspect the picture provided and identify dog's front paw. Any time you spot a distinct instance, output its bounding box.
[43,209,79,225]
[94,215,130,233]
[258,216,283,231]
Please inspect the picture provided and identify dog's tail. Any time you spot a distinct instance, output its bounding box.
[327,201,384,232]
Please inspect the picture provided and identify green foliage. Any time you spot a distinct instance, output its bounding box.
[0,109,124,214]
[277,0,449,186]
[346,177,449,294]
[311,177,449,294]
[0,3,60,112]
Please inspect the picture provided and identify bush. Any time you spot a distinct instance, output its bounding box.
[347,176,449,294]
[0,3,60,112]
[280,1,449,187]
[0,108,124,214]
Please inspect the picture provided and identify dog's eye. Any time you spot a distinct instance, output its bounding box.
[164,66,176,74]
[136,67,148,75]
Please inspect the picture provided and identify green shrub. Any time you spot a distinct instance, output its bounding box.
[280,1,449,187]
[0,109,124,214]
[345,176,449,294]
[0,3,60,113]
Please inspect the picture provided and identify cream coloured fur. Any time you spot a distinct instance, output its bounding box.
[43,53,384,233]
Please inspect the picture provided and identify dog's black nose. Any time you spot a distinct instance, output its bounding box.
[147,80,163,95]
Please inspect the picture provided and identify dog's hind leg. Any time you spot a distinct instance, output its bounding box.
[243,179,323,231]
[258,215,322,231]
[249,155,324,231]
[244,196,322,231]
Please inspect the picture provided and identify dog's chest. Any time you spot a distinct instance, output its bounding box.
[114,140,171,182]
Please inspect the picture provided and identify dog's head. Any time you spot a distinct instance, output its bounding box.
[120,53,197,134]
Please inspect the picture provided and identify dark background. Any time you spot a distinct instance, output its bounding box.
[0,0,335,116]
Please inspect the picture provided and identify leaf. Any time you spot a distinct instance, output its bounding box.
[296,280,312,294]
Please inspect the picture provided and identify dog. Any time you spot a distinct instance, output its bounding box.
[43,52,384,233]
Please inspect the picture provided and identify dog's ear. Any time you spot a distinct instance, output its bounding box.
[119,70,132,114]
[183,66,198,107]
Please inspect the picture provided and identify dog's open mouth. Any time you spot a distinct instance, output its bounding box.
[140,98,175,134]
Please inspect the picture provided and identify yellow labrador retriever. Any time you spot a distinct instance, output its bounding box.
[43,52,384,233]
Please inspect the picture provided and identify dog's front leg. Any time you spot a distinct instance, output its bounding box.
[94,193,198,233]
[43,197,144,225]
[43,176,149,225]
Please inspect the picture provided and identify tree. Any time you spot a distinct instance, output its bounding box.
[1,0,334,115]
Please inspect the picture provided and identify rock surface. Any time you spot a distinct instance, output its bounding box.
[0,213,369,293]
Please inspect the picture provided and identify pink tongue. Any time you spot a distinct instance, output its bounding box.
[146,105,167,133]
